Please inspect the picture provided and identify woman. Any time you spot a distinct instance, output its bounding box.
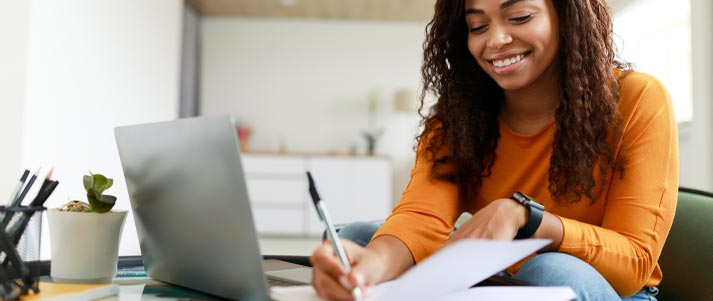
[311,0,678,300]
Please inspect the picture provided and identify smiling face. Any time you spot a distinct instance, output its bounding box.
[465,0,560,91]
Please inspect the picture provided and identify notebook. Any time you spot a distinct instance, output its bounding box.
[115,116,311,301]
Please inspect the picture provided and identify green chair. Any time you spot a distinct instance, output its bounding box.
[657,187,713,301]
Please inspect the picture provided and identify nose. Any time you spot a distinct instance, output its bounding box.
[486,26,513,49]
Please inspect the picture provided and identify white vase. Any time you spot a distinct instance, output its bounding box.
[47,210,127,283]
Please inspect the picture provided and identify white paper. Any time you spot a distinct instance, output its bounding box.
[435,286,576,301]
[270,285,576,301]
[378,239,550,301]
[271,239,562,301]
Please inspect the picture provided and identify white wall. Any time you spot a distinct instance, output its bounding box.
[678,0,713,191]
[202,11,713,203]
[613,0,692,123]
[0,0,32,200]
[612,0,712,191]
[201,18,426,203]
[22,0,184,259]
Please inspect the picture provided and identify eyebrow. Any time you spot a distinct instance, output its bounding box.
[465,0,533,15]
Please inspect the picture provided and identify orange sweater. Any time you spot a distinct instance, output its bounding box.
[373,71,679,297]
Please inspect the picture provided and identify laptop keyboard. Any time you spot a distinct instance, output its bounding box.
[268,277,302,287]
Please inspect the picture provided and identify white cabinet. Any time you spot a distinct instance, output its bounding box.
[241,154,392,236]
[307,157,392,235]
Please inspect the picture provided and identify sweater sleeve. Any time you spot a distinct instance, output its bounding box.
[557,74,679,297]
[371,143,462,263]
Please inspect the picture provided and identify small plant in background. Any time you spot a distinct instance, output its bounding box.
[59,173,117,213]
[361,91,384,156]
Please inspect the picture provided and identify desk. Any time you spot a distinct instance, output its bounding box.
[24,255,313,301]
[23,277,221,300]
[25,256,525,300]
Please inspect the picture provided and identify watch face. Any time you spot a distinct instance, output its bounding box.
[513,192,545,210]
[512,192,529,204]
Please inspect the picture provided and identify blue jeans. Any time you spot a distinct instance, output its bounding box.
[336,222,659,301]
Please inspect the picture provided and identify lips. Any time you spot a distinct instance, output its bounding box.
[485,51,531,76]
[487,51,531,68]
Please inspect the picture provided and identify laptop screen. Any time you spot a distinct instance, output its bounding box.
[115,116,271,301]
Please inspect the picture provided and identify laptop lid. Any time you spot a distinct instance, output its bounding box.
[115,116,270,301]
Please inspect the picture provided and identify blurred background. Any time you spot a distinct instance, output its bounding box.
[0,0,709,259]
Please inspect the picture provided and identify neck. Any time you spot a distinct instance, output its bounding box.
[501,65,561,134]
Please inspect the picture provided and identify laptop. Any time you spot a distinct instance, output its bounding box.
[114,116,311,301]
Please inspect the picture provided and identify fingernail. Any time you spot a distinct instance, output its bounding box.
[338,275,353,289]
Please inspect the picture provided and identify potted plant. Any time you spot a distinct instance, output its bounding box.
[361,93,384,156]
[46,172,127,284]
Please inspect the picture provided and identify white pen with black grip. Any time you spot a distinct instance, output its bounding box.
[307,172,363,301]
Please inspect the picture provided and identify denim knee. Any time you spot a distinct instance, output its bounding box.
[513,252,621,301]
[335,221,382,247]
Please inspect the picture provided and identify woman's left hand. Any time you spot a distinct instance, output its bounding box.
[447,198,528,243]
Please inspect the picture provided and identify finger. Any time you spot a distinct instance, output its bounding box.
[339,239,364,265]
[310,241,333,265]
[445,235,456,245]
[312,268,357,301]
[311,241,348,279]
[346,250,381,288]
[338,240,369,288]
[346,270,367,289]
[448,228,468,243]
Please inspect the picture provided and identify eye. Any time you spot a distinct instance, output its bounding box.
[509,14,533,23]
[469,25,488,34]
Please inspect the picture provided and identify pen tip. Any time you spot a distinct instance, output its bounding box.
[34,167,41,175]
[352,287,363,301]
[46,167,54,180]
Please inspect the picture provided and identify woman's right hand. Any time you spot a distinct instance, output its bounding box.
[310,239,386,301]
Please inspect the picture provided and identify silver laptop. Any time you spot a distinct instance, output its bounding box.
[114,116,311,301]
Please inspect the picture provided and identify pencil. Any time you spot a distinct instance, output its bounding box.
[11,168,40,208]
[5,170,29,206]
[3,168,40,226]
[38,167,54,195]
[1,169,29,222]
[10,180,58,246]
[32,180,58,207]
[31,168,54,206]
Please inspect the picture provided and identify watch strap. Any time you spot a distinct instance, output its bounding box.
[511,192,545,239]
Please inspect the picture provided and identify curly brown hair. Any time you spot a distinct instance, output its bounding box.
[418,0,630,205]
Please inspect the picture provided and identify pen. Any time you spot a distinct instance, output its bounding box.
[307,172,363,301]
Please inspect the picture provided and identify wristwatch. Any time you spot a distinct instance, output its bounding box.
[510,192,545,239]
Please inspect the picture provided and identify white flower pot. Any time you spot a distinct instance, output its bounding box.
[47,210,127,283]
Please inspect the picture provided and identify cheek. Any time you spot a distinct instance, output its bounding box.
[467,37,488,67]
[528,22,558,56]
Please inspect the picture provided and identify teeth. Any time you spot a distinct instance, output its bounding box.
[493,54,524,68]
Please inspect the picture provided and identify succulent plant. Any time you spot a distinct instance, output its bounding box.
[83,173,117,213]
[60,173,116,213]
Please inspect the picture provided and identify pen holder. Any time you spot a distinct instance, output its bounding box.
[0,206,45,300]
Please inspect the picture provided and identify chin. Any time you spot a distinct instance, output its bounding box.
[492,78,529,91]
